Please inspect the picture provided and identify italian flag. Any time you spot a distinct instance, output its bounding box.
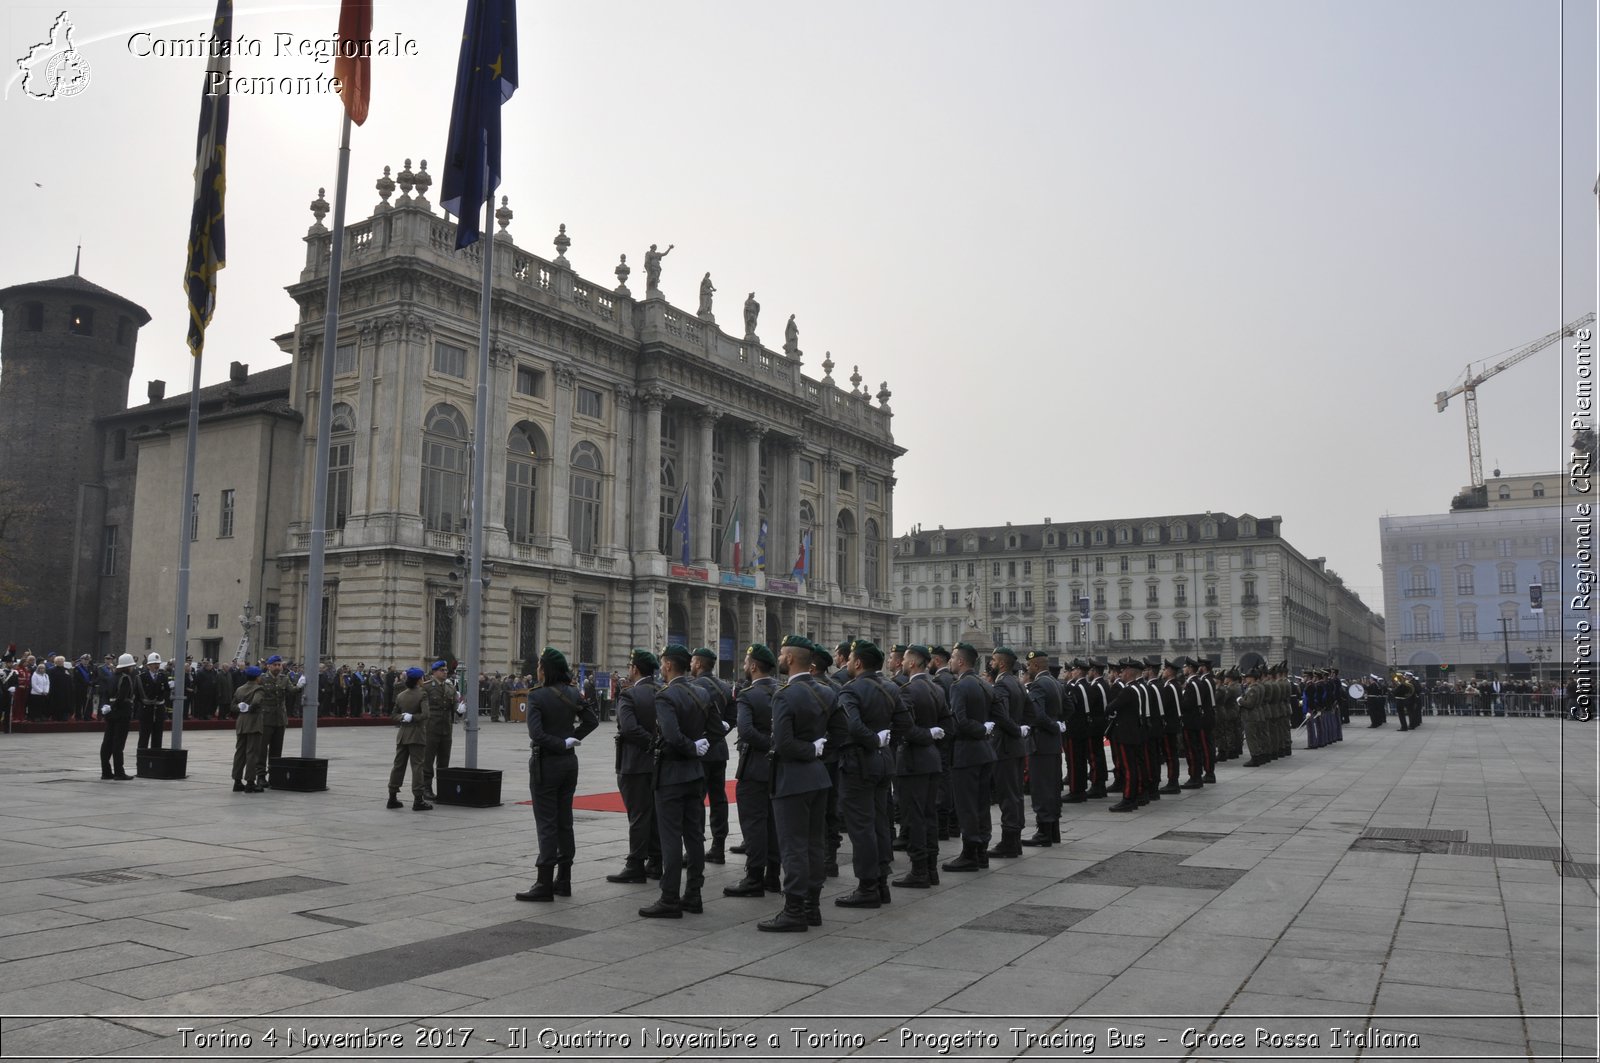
[724,498,742,572]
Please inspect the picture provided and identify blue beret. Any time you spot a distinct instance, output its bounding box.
[245,666,262,678]
[431,660,449,672]
[405,667,425,680]
[265,654,283,664]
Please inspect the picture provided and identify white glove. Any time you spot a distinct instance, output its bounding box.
[929,726,946,740]
[401,713,414,723]
[565,737,581,750]
[456,701,467,716]
[296,674,308,689]
[236,702,250,713]
[877,729,891,748]
[693,738,710,757]
[812,737,827,757]
[983,720,996,735]
[99,705,110,715]
[1020,725,1032,739]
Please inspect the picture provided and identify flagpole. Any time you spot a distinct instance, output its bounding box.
[170,352,203,750]
[462,192,494,770]
[300,109,355,758]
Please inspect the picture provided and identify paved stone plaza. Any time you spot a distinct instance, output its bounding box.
[0,718,1594,1062]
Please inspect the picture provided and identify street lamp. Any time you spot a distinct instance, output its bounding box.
[1528,644,1551,686]
[236,599,264,662]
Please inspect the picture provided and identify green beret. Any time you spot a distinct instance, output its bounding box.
[630,648,659,672]
[540,646,568,671]
[835,641,851,656]
[906,644,931,660]
[692,646,717,662]
[953,642,976,657]
[929,645,950,659]
[746,643,777,667]
[780,634,811,650]
[1025,650,1050,662]
[661,643,692,666]
[993,646,1017,661]
[851,640,884,669]
[890,643,908,655]
[810,643,833,669]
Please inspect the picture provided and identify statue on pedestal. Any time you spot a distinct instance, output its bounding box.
[643,243,673,296]
[784,313,799,356]
[743,292,760,339]
[698,273,716,320]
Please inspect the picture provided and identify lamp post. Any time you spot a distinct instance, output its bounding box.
[1529,644,1550,686]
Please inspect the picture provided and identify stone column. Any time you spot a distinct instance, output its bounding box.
[693,409,720,566]
[637,389,667,554]
[854,469,866,598]
[347,320,378,529]
[392,313,430,543]
[485,344,514,546]
[780,441,799,580]
[822,454,840,592]
[742,425,764,574]
[609,386,634,554]
[549,364,575,546]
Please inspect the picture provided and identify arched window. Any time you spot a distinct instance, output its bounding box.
[506,422,546,545]
[1532,482,1546,498]
[835,509,856,588]
[658,458,679,554]
[712,473,727,560]
[1143,523,1160,543]
[327,402,356,531]
[569,441,603,554]
[1497,485,1512,501]
[864,518,881,593]
[1093,527,1106,545]
[421,404,467,532]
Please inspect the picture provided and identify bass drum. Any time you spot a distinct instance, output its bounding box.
[1345,682,1366,702]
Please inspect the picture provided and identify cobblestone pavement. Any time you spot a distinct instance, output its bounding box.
[0,717,1594,1062]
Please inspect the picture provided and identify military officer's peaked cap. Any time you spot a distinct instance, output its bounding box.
[746,643,777,667]
[1195,656,1212,667]
[660,643,692,667]
[851,640,885,668]
[1025,650,1050,662]
[1089,656,1108,669]
[780,634,811,650]
[691,646,717,662]
[992,646,1018,661]
[1143,654,1162,669]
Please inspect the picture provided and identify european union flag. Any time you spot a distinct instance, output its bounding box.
[440,0,518,249]
[184,0,231,356]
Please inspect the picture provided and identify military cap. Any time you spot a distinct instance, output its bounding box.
[835,641,852,656]
[405,666,425,680]
[810,643,833,670]
[929,645,950,659]
[1162,658,1181,672]
[906,644,931,661]
[244,665,262,678]
[265,654,284,664]
[992,646,1018,661]
[1069,658,1088,670]
[691,646,718,663]
[851,640,885,669]
[746,643,777,667]
[780,634,812,650]
[1144,654,1161,669]
[630,648,660,672]
[1089,656,1108,670]
[1246,666,1263,678]
[1195,656,1212,667]
[890,643,909,655]
[1025,650,1051,662]
[540,646,569,671]
[953,641,977,656]
[661,643,692,667]
[431,659,449,672]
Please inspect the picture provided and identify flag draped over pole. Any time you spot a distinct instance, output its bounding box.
[440,0,518,249]
[756,518,768,572]
[441,0,519,771]
[793,531,809,582]
[673,488,691,566]
[171,0,233,751]
[333,0,372,125]
[724,498,742,572]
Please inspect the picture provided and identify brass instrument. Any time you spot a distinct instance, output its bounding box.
[1391,673,1416,701]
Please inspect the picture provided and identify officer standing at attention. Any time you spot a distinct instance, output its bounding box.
[230,666,266,793]
[254,655,292,790]
[607,649,663,885]
[1136,657,1165,804]
[517,648,600,903]
[1178,658,1209,788]
[1195,656,1221,780]
[811,641,848,878]
[830,641,853,688]
[1058,659,1092,803]
[388,667,430,809]
[941,643,997,872]
[892,646,951,888]
[136,653,171,752]
[986,647,1029,859]
[1106,659,1147,812]
[759,635,835,933]
[725,644,781,899]
[1020,650,1065,846]
[421,660,460,801]
[1154,659,1186,795]
[1237,668,1268,764]
[639,645,711,919]
[928,646,957,839]
[834,639,903,909]
[689,647,734,865]
[1084,657,1113,797]
[98,654,139,780]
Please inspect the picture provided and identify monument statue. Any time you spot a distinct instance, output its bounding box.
[698,272,716,319]
[743,291,760,339]
[784,313,799,355]
[643,243,673,294]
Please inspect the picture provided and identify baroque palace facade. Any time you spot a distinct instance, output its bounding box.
[2,163,902,673]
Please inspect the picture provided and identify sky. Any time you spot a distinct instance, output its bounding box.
[2,0,1594,609]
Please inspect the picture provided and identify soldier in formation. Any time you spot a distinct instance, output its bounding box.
[516,648,600,903]
[387,666,431,809]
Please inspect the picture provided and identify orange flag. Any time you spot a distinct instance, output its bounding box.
[335,0,372,125]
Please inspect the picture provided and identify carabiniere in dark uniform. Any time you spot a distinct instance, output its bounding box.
[725,643,781,898]
[834,639,906,909]
[606,648,663,884]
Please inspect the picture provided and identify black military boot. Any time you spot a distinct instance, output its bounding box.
[1086,784,1108,799]
[728,842,747,855]
[412,796,433,810]
[942,842,980,873]
[757,894,808,933]
[1108,797,1139,812]
[554,863,572,897]
[893,858,931,890]
[1159,780,1181,795]
[926,856,940,886]
[763,863,781,892]
[233,780,245,792]
[877,875,893,905]
[803,888,823,926]
[1051,821,1062,844]
[986,830,1022,859]
[1180,776,1204,789]
[835,880,881,908]
[386,792,403,809]
[706,840,726,866]
[680,888,703,914]
[638,893,683,919]
[515,866,554,902]
[606,862,647,884]
[723,871,765,898]
[1020,819,1053,847]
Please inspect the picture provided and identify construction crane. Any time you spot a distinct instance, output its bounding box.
[1436,311,1595,488]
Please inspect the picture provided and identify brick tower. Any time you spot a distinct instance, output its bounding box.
[0,263,149,655]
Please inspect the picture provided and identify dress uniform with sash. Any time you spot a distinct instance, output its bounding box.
[691,648,735,864]
[640,645,710,918]
[1020,651,1065,845]
[1060,660,1094,802]
[1105,659,1146,812]
[609,650,664,883]
[517,648,600,903]
[387,667,430,809]
[834,640,905,908]
[987,648,1029,859]
[725,644,781,898]
[760,635,837,933]
[230,667,266,793]
[893,646,952,889]
[942,643,997,871]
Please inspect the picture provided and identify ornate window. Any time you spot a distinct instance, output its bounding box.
[421,404,467,532]
[864,518,881,593]
[327,402,355,531]
[569,441,603,553]
[835,509,856,588]
[506,422,546,545]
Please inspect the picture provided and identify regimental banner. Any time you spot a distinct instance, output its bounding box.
[766,578,799,594]
[670,564,709,582]
[719,572,757,589]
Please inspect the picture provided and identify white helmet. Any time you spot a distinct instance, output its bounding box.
[116,653,138,669]
[146,652,163,666]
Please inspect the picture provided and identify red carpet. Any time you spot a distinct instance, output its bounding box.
[520,780,738,811]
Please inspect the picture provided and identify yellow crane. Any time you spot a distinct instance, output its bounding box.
[1436,311,1595,488]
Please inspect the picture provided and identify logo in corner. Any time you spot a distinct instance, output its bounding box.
[16,10,91,100]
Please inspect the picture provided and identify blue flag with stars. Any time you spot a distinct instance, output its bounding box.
[441,0,518,249]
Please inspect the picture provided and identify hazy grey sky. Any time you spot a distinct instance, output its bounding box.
[3,0,1593,607]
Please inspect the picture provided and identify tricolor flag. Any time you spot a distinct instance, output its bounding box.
[793,530,810,582]
[334,0,373,125]
[723,498,742,571]
[441,0,519,249]
[183,0,232,357]
[755,518,768,572]
[672,487,690,566]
